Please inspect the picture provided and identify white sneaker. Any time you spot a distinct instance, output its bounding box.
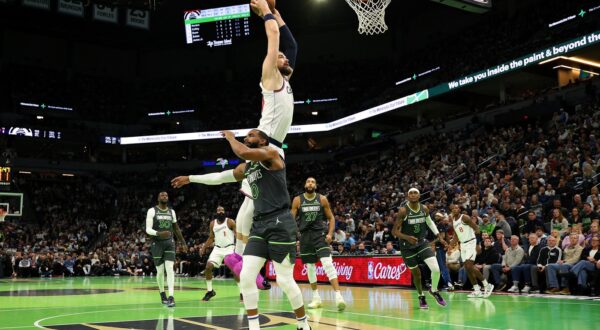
[507,285,519,293]
[522,285,531,294]
[308,299,322,309]
[336,295,346,311]
[467,290,483,298]
[483,284,494,298]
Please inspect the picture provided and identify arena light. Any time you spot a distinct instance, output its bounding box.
[539,56,600,68]
[552,65,599,76]
[18,171,31,174]
[62,173,75,177]
[19,102,73,111]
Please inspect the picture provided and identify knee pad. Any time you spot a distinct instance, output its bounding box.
[320,257,338,281]
[306,263,318,284]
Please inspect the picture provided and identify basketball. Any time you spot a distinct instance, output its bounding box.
[267,0,276,12]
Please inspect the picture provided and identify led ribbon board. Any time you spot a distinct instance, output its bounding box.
[121,31,600,145]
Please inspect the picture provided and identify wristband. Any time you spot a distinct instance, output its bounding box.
[263,13,276,21]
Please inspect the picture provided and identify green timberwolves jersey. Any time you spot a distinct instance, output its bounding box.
[152,206,175,241]
[244,160,290,216]
[298,193,326,233]
[401,203,428,241]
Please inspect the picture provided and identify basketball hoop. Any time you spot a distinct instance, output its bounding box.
[345,0,391,35]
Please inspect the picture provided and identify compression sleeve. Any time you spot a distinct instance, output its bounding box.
[425,215,440,236]
[146,208,157,236]
[279,24,297,69]
[189,170,237,185]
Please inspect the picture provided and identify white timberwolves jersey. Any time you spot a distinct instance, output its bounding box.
[213,220,235,247]
[258,78,294,144]
[453,214,475,243]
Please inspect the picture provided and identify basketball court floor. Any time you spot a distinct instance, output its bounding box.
[1,277,599,329]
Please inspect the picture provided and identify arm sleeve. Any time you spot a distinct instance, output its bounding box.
[189,170,237,185]
[425,215,440,236]
[279,24,297,69]
[171,209,177,223]
[146,208,157,236]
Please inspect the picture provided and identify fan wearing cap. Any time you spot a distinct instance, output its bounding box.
[392,188,448,309]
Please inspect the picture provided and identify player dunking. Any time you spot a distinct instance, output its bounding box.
[237,0,297,256]
[145,192,187,307]
[200,206,236,301]
[171,0,296,278]
[290,177,346,311]
[392,188,447,309]
[449,204,494,298]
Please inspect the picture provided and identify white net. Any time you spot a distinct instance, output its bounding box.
[345,0,391,35]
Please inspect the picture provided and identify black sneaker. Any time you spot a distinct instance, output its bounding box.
[260,280,272,290]
[160,292,168,305]
[418,295,429,309]
[202,290,216,301]
[167,296,175,308]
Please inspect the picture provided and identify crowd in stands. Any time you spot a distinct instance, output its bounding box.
[2,1,600,295]
[1,86,600,296]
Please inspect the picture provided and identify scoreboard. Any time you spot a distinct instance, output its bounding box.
[184,3,251,47]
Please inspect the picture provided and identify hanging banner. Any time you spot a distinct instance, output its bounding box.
[126,9,150,29]
[93,4,118,23]
[58,0,84,17]
[22,0,50,10]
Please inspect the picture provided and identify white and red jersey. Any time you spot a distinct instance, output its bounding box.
[240,78,293,197]
[258,78,294,145]
[213,219,235,247]
[452,214,476,243]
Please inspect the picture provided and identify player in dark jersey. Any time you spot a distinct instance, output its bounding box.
[145,191,187,307]
[291,177,346,311]
[175,129,309,330]
[392,188,447,309]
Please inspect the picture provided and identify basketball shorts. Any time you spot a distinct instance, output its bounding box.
[150,238,176,266]
[245,210,297,264]
[235,196,254,237]
[299,230,331,264]
[460,239,477,262]
[399,240,435,269]
[208,245,235,268]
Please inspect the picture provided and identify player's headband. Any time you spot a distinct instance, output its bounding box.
[408,188,420,194]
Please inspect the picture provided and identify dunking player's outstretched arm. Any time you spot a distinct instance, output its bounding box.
[321,195,335,244]
[251,0,282,90]
[273,9,297,80]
